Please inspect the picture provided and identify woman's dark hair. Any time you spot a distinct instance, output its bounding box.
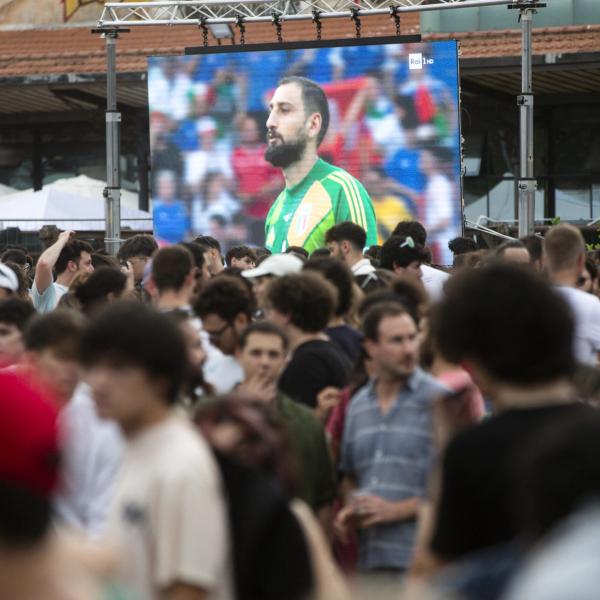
[195,395,299,498]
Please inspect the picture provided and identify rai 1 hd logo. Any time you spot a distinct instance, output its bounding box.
[409,53,434,70]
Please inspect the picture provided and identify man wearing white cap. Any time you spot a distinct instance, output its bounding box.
[241,253,303,319]
[0,263,19,299]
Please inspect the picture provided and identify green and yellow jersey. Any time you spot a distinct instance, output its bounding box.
[265,158,377,254]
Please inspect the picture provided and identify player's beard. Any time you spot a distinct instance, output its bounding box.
[264,132,308,168]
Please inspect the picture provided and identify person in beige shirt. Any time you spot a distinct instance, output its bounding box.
[81,302,232,600]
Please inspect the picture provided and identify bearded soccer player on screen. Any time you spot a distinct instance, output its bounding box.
[264,76,377,253]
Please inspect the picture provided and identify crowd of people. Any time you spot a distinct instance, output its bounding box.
[149,43,460,261]
[1,217,600,600]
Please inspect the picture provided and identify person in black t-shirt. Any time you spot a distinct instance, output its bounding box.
[411,263,581,592]
[264,271,351,409]
[303,256,363,364]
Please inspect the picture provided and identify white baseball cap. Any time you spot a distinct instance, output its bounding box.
[0,263,18,293]
[241,253,303,279]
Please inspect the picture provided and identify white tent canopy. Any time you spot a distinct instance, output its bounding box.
[0,183,15,197]
[0,175,152,232]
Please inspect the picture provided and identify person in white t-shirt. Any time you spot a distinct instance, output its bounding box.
[391,220,450,301]
[194,276,251,394]
[81,302,233,600]
[21,310,123,538]
[545,223,600,365]
[32,230,94,313]
[325,221,376,277]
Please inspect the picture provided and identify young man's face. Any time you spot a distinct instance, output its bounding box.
[237,332,287,385]
[85,361,163,431]
[76,252,94,275]
[265,82,319,168]
[365,313,419,380]
[202,312,247,356]
[395,260,422,280]
[0,322,24,367]
[231,255,255,271]
[127,255,150,283]
[326,241,342,260]
[252,275,273,309]
[29,348,80,405]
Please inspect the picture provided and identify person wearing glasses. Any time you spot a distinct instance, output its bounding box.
[194,275,252,394]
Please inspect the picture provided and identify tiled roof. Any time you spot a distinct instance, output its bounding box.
[0,17,597,80]
[0,14,418,79]
[425,24,600,60]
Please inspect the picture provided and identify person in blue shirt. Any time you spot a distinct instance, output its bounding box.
[152,170,190,244]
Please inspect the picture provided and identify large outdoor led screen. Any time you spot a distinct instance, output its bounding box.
[148,37,462,265]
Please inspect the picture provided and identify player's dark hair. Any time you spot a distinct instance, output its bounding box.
[194,275,253,322]
[54,239,94,275]
[79,302,187,404]
[117,234,158,262]
[325,221,366,251]
[430,263,575,385]
[239,321,289,353]
[265,272,335,333]
[303,257,354,317]
[279,76,330,146]
[152,246,193,292]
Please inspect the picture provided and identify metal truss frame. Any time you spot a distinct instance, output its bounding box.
[98,0,521,27]
[95,0,545,252]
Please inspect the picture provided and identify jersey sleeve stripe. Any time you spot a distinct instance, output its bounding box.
[342,173,368,229]
[329,173,363,228]
[332,172,367,230]
[328,173,358,224]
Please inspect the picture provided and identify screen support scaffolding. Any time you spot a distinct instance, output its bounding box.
[94,0,544,249]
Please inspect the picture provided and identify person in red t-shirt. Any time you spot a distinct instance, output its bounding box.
[231,116,283,220]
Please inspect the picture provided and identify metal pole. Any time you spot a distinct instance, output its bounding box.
[517,4,536,237]
[104,31,122,255]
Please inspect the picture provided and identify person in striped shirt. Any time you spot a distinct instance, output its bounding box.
[264,76,377,254]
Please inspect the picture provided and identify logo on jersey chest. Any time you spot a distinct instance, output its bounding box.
[287,181,332,246]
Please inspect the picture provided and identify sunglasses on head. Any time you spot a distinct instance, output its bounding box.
[399,236,415,249]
